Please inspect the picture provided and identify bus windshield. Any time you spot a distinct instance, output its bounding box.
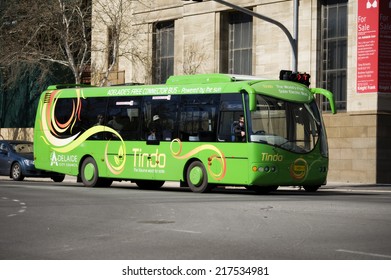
[249,94,321,154]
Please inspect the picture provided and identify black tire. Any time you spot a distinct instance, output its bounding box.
[303,185,320,192]
[135,180,165,190]
[186,161,211,193]
[80,157,111,187]
[11,162,24,181]
[51,174,65,182]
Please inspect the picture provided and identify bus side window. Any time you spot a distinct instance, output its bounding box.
[179,94,219,142]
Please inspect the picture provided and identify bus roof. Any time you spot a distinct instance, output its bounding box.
[165,73,268,85]
[45,74,314,103]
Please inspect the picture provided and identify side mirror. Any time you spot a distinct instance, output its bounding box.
[310,88,337,114]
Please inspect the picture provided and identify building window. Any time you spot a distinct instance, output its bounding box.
[153,21,174,84]
[320,0,348,111]
[221,12,253,75]
[107,26,118,71]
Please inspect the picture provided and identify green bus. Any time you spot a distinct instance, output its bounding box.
[33,73,336,193]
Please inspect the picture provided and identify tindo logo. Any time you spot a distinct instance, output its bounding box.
[50,151,78,167]
[261,152,283,162]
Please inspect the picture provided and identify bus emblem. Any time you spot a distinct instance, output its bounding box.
[290,158,308,180]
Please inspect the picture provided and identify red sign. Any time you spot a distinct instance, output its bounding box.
[357,0,391,93]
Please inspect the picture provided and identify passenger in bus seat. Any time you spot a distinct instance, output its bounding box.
[108,114,125,132]
[233,115,246,142]
[94,114,105,126]
[148,115,163,140]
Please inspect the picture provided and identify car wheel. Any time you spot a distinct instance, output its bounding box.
[11,162,24,181]
[51,174,65,182]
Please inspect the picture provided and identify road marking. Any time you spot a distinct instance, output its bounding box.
[168,229,202,234]
[336,249,391,259]
[1,197,27,217]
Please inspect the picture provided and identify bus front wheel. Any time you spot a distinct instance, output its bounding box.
[186,161,211,193]
[80,157,112,187]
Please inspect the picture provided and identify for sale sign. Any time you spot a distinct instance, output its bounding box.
[357,0,391,93]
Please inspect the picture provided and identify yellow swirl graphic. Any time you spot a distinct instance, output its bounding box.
[39,89,126,175]
[170,138,226,180]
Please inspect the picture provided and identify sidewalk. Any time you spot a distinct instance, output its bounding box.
[321,182,391,192]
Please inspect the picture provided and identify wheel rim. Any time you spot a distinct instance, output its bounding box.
[12,164,20,178]
[84,162,95,181]
[189,166,203,187]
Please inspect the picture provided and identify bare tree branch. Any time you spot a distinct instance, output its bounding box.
[0,0,91,84]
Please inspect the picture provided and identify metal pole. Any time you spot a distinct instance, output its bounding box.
[212,0,298,72]
[293,0,299,72]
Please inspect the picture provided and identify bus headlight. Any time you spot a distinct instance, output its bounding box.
[253,166,277,173]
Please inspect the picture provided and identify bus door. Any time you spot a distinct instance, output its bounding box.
[216,93,250,184]
[141,95,180,179]
[105,96,141,175]
[217,93,245,142]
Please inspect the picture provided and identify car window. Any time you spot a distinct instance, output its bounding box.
[0,143,7,152]
[10,143,34,154]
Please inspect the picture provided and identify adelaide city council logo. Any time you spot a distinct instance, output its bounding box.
[50,151,78,167]
[289,158,308,180]
[50,151,59,166]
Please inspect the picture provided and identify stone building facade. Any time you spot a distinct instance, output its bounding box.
[90,0,391,184]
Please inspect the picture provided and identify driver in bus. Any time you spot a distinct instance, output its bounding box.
[234,115,246,142]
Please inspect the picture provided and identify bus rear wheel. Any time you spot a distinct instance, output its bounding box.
[186,161,211,193]
[80,157,112,187]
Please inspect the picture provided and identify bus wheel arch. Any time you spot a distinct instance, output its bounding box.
[185,159,211,193]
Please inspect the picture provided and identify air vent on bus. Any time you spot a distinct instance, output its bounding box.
[43,92,51,103]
